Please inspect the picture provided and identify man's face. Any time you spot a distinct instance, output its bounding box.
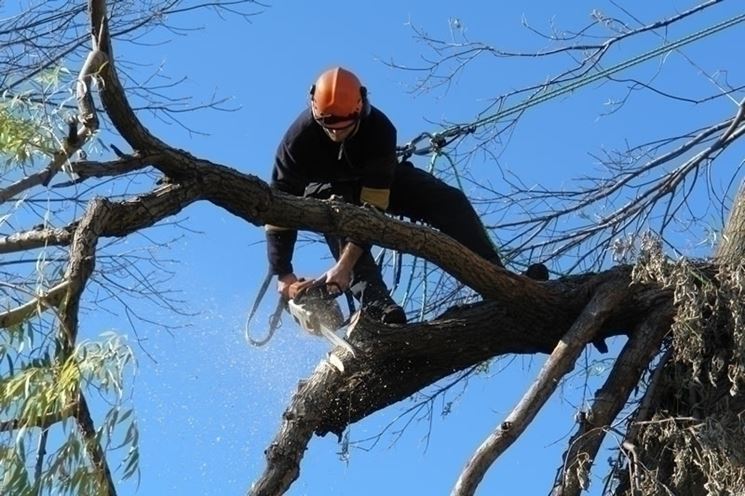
[321,120,358,142]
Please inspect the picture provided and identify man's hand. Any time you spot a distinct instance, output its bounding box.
[322,242,364,294]
[278,242,362,299]
[323,262,353,294]
[277,273,314,300]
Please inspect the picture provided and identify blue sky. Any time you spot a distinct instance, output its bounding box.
[40,1,744,495]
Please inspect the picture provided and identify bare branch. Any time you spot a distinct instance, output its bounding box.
[74,393,118,496]
[391,0,724,95]
[0,2,105,204]
[0,281,70,329]
[451,278,629,496]
[492,103,745,270]
[551,303,674,496]
[61,151,162,185]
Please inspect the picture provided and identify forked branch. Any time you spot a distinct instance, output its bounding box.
[551,304,674,496]
[451,278,629,496]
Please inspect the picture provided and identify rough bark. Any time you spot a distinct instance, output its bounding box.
[452,279,631,496]
[717,180,745,264]
[249,269,674,496]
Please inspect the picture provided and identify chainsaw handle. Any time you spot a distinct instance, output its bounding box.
[324,281,343,295]
[294,276,342,302]
[245,296,286,346]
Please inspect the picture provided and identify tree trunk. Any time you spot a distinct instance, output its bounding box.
[717,180,745,263]
[614,182,745,496]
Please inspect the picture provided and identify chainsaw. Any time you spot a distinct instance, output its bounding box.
[287,277,356,358]
[244,272,357,371]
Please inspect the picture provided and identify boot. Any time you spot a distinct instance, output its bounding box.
[523,262,549,281]
[364,298,407,325]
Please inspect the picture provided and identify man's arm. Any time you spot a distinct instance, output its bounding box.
[323,242,364,293]
[321,110,397,290]
[266,226,297,278]
[266,119,310,294]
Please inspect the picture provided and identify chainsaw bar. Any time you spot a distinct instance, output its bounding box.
[287,278,356,358]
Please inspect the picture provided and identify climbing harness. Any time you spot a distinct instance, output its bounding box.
[396,126,476,160]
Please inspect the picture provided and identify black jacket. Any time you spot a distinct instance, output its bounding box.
[266,106,398,276]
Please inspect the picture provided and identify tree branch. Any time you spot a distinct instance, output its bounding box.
[55,196,116,494]
[0,6,105,205]
[0,281,70,330]
[0,403,77,432]
[75,393,118,496]
[89,0,167,152]
[63,151,162,185]
[0,228,74,254]
[4,160,541,304]
[551,303,674,496]
[249,267,676,496]
[450,278,630,496]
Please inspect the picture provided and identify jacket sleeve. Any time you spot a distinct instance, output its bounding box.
[265,135,307,276]
[359,150,396,211]
[345,115,398,250]
[358,115,397,211]
[265,227,297,276]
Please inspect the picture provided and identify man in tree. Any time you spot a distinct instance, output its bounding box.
[266,67,545,324]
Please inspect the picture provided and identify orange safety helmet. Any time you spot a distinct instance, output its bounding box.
[309,67,369,126]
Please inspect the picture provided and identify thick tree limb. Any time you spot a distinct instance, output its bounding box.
[56,198,117,494]
[10,163,537,303]
[249,271,672,496]
[59,198,109,346]
[450,278,630,496]
[551,303,674,496]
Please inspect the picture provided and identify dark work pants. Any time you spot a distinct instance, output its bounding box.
[305,161,501,307]
[389,162,501,264]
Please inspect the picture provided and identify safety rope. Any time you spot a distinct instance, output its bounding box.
[388,13,745,311]
[428,149,465,191]
[397,12,745,158]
